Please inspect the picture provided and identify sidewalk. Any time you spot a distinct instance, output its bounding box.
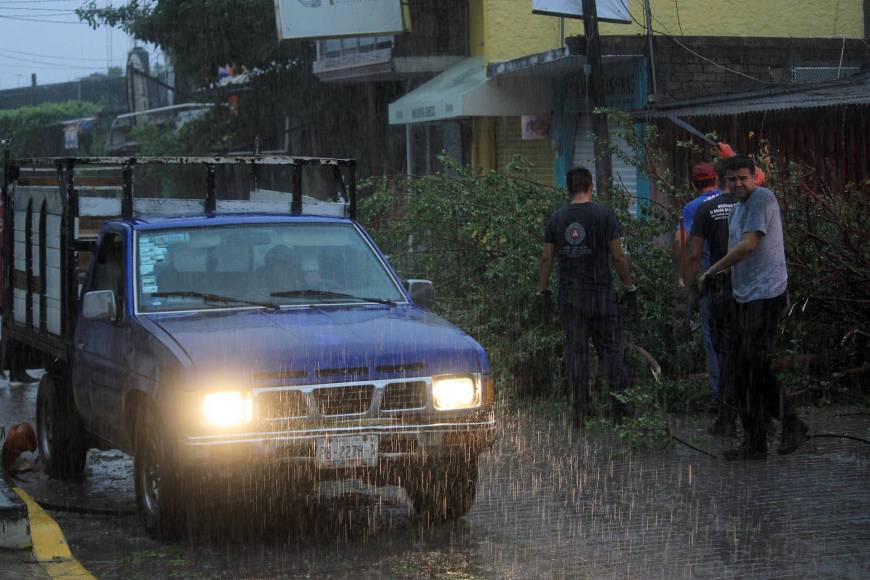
[0,475,47,578]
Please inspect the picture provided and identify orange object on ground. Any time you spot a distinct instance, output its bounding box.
[2,422,37,470]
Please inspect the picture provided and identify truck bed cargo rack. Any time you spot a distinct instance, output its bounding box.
[1,154,357,364]
[6,155,357,220]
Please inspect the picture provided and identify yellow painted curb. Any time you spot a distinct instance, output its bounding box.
[13,488,95,580]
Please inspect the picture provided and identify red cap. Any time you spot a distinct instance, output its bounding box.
[691,162,717,183]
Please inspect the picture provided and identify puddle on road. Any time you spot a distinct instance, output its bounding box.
[7,386,869,579]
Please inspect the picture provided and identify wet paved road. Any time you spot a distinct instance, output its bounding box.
[3,375,870,578]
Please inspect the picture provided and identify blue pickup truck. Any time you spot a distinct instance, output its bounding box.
[2,155,496,539]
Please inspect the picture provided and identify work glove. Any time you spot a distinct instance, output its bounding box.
[697,270,725,296]
[534,289,554,324]
[619,285,638,316]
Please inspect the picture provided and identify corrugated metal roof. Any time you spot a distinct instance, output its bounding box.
[636,72,870,119]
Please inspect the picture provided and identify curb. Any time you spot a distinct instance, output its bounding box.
[15,488,95,579]
[0,475,31,550]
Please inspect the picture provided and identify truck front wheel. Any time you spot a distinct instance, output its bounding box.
[405,456,479,523]
[36,375,88,480]
[134,404,188,540]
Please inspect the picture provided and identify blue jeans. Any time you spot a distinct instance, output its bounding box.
[700,296,720,401]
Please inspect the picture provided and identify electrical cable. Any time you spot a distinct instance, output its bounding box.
[0,54,113,71]
[616,0,776,86]
[670,433,719,459]
[811,432,870,445]
[0,15,85,24]
[0,6,76,11]
[0,48,124,64]
[672,0,683,35]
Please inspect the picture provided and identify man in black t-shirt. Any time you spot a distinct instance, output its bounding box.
[538,167,636,427]
[687,187,738,436]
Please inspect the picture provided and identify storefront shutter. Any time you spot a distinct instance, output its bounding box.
[572,115,638,214]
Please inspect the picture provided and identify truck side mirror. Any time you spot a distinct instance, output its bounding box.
[405,279,434,309]
[82,290,118,321]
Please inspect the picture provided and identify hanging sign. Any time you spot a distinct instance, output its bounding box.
[521,115,551,140]
[275,0,407,40]
[532,0,632,24]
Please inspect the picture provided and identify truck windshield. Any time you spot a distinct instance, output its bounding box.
[136,222,405,312]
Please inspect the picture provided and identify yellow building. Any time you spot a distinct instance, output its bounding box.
[388,0,868,189]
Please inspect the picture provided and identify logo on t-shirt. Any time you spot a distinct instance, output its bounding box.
[561,222,591,257]
[565,223,586,245]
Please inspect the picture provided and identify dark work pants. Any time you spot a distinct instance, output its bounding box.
[726,293,793,450]
[559,289,629,418]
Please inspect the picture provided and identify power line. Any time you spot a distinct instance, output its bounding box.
[1,6,77,11]
[672,0,683,35]
[0,14,85,24]
[0,53,111,71]
[617,0,776,86]
[0,47,125,64]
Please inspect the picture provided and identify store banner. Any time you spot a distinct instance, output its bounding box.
[532,0,631,24]
[275,0,406,40]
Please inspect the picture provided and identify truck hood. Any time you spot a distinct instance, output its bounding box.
[146,305,486,385]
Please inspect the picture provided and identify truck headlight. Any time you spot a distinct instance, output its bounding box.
[202,391,253,427]
[432,376,479,411]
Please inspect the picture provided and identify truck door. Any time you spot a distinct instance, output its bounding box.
[72,227,132,446]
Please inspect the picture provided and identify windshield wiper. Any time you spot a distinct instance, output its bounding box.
[149,290,281,311]
[270,289,396,306]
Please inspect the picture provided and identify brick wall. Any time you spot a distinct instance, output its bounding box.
[592,36,870,103]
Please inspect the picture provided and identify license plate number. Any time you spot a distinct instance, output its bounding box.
[316,435,378,468]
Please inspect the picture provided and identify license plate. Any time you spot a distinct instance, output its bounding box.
[316,435,378,468]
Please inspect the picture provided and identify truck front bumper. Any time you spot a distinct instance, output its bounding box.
[178,414,497,470]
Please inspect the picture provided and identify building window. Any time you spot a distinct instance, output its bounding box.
[792,66,859,84]
[316,36,395,60]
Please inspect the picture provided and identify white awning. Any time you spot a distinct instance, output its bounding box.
[388,57,552,125]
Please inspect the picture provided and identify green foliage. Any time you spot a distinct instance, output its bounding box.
[130,124,185,156]
[77,1,369,157]
[359,149,707,409]
[77,0,282,87]
[0,101,105,156]
[360,156,567,395]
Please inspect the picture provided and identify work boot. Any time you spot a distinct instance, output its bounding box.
[8,369,38,384]
[721,440,767,460]
[707,417,737,438]
[777,417,809,455]
[610,400,633,426]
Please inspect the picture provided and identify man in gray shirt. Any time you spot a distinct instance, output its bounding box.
[700,156,808,459]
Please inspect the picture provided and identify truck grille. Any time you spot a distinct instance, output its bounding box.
[314,384,374,416]
[259,390,308,420]
[381,381,427,411]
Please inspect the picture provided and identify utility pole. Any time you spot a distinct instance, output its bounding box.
[581,0,612,196]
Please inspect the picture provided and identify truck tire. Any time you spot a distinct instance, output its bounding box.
[134,403,188,540]
[36,375,88,480]
[405,456,479,523]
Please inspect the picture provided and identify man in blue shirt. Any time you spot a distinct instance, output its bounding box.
[701,156,808,459]
[675,162,722,406]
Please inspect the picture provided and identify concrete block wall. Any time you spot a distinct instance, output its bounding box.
[596,36,870,103]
